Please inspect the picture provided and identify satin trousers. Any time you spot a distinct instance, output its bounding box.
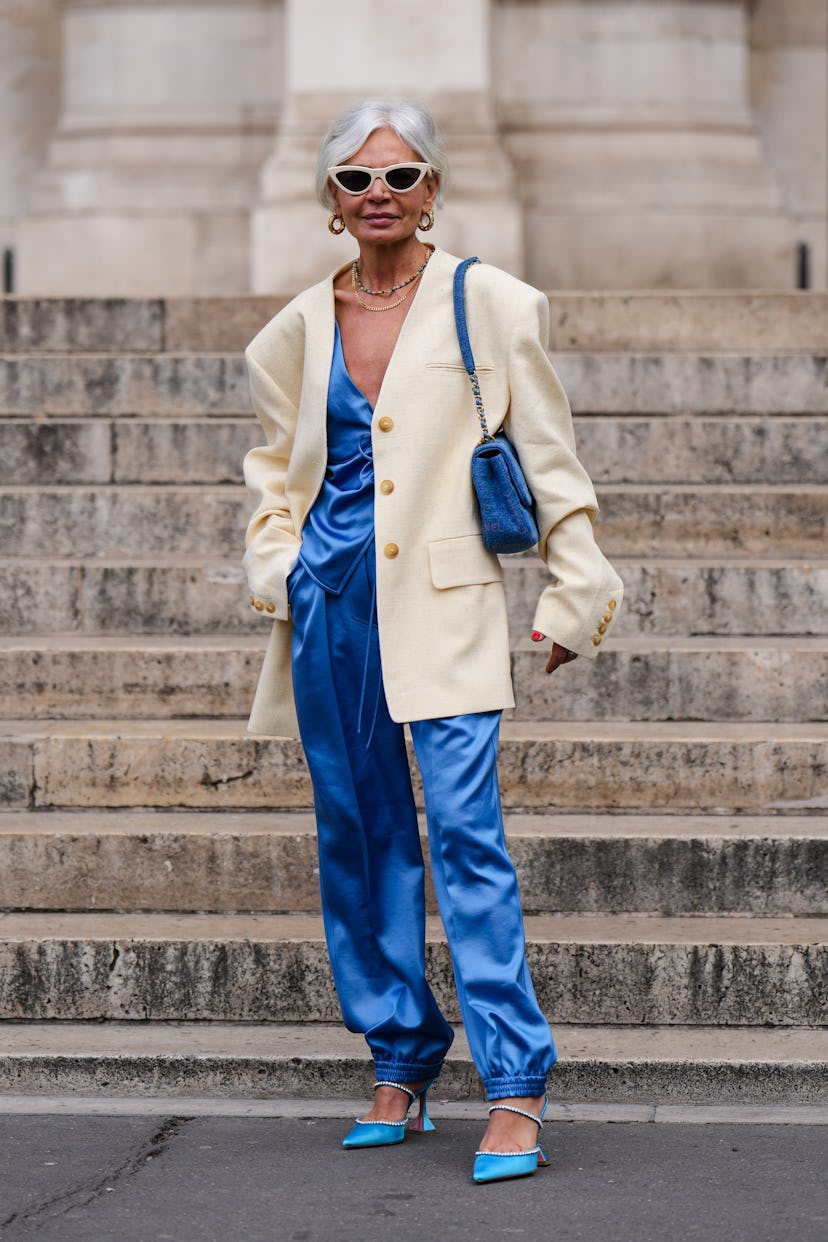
[288,549,555,1099]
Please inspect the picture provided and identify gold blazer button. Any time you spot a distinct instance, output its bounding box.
[607,599,617,610]
[592,634,602,646]
[384,543,399,558]
[378,416,394,432]
[380,479,394,494]
[266,602,275,614]
[254,600,264,611]
[602,613,613,623]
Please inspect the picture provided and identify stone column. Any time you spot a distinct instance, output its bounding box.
[750,0,828,289]
[250,0,522,293]
[0,0,61,287]
[17,0,283,296]
[493,0,797,289]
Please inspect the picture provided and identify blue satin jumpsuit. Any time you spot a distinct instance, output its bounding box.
[286,323,555,1099]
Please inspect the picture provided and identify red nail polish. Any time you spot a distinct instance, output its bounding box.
[531,631,544,641]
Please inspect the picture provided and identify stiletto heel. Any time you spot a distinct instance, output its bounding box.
[472,1097,549,1183]
[342,1079,438,1149]
[406,1086,436,1133]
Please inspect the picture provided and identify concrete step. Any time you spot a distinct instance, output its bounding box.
[578,416,828,486]
[0,418,259,487]
[2,416,825,487]
[1,486,247,557]
[1,557,825,637]
[2,353,827,417]
[1,1020,824,1106]
[2,635,826,723]
[0,910,823,1025]
[592,485,828,557]
[0,810,824,917]
[3,484,825,558]
[513,636,828,723]
[3,293,825,355]
[0,298,164,353]
[554,353,828,416]
[0,354,251,417]
[0,635,267,720]
[0,297,286,355]
[1,718,825,813]
[507,558,828,639]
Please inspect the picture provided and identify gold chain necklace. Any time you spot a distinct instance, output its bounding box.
[351,246,434,312]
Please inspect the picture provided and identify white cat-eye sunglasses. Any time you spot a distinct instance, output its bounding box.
[328,162,432,195]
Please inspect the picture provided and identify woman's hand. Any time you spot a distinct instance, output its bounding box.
[532,631,578,674]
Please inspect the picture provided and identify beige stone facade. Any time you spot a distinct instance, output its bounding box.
[2,0,826,293]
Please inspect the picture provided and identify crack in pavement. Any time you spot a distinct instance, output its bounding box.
[1,1117,189,1234]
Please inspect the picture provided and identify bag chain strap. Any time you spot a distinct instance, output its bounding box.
[469,371,491,443]
[453,256,494,444]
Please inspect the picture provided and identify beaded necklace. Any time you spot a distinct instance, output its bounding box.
[351,245,434,312]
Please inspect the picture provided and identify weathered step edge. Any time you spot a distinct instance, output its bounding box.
[2,720,826,814]
[0,917,824,1026]
[2,416,827,487]
[0,811,825,916]
[3,636,828,723]
[0,1021,825,1107]
[2,485,825,559]
[2,353,827,416]
[3,293,827,354]
[3,559,826,638]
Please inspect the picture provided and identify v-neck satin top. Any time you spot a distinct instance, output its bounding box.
[297,321,376,595]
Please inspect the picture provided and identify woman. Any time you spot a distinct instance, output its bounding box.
[243,99,623,1183]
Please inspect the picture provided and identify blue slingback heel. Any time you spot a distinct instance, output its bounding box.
[342,1079,438,1149]
[472,1098,550,1183]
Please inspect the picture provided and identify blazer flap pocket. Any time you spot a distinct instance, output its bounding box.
[428,534,503,589]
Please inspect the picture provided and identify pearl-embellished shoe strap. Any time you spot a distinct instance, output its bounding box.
[487,1103,543,1127]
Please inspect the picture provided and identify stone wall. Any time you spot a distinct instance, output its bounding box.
[0,0,61,263]
[2,0,826,293]
[750,0,828,290]
[16,0,284,295]
[494,0,794,288]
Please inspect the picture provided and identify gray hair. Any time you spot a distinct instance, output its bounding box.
[315,99,449,211]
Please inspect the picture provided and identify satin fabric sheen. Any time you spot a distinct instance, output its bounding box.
[286,325,555,1098]
[297,322,375,596]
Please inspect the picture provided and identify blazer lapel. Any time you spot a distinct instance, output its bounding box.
[287,248,460,526]
[373,247,458,420]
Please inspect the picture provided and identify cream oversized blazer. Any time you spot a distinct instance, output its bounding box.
[243,247,623,738]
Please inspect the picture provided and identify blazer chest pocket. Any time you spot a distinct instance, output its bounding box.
[425,363,494,373]
[429,534,503,589]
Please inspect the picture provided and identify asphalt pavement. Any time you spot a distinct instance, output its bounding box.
[1,1112,827,1242]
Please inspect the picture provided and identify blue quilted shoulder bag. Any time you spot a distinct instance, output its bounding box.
[453,257,539,554]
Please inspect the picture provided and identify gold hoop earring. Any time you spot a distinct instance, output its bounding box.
[328,214,346,236]
[419,209,435,232]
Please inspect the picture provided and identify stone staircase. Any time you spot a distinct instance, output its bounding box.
[0,292,826,1106]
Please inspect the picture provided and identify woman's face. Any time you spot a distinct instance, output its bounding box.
[329,126,438,248]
